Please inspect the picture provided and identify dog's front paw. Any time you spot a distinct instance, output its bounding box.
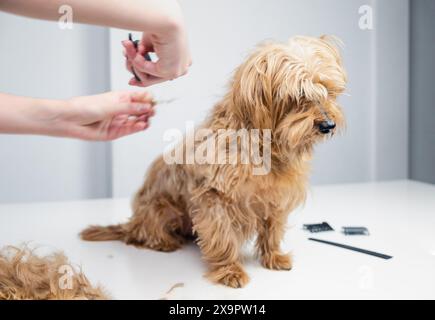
[207,263,250,288]
[262,252,292,271]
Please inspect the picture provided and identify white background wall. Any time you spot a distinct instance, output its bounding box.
[0,13,111,203]
[372,0,409,181]
[110,0,410,198]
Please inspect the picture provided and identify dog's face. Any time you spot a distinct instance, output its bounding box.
[230,36,347,156]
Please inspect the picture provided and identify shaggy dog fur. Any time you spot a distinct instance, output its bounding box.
[0,246,108,300]
[81,36,347,288]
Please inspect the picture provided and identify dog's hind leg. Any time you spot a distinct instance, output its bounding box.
[125,196,188,252]
[81,224,126,242]
[191,192,249,288]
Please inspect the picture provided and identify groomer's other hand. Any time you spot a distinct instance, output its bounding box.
[1,0,192,88]
[66,91,155,141]
[122,6,192,87]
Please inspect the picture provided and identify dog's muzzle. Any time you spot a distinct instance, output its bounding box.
[317,105,336,134]
[318,120,336,134]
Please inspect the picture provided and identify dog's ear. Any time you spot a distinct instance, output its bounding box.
[230,45,275,129]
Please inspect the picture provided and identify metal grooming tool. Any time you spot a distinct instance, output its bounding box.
[342,227,370,236]
[303,222,334,233]
[128,33,152,82]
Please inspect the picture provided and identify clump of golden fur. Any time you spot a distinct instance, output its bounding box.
[81,35,347,288]
[0,246,108,300]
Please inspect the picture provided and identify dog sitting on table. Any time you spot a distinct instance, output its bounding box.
[81,35,347,288]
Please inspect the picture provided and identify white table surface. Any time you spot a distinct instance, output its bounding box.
[1,180,434,300]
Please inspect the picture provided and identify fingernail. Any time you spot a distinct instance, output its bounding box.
[127,115,137,121]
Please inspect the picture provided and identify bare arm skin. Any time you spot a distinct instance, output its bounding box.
[0,0,191,139]
[0,0,192,85]
[0,0,182,35]
[0,91,155,141]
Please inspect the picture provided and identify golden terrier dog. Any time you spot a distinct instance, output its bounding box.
[81,35,347,288]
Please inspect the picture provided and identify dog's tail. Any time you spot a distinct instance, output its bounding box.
[80,224,126,242]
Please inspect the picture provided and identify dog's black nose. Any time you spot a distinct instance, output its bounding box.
[318,120,336,134]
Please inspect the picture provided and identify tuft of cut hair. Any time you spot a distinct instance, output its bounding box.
[0,245,109,300]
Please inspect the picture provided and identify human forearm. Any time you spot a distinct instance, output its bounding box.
[0,93,68,137]
[0,91,155,141]
[0,0,183,33]
[0,0,191,88]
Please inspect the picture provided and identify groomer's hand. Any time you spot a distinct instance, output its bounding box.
[122,9,192,86]
[0,91,155,141]
[66,91,155,140]
[1,0,192,88]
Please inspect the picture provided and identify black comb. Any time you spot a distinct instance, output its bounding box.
[309,238,393,260]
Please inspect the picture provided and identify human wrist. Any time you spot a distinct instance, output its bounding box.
[31,98,71,138]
